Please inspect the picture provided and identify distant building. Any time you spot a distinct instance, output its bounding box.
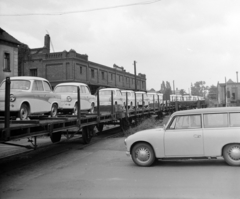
[217,79,240,106]
[0,28,21,83]
[22,35,147,94]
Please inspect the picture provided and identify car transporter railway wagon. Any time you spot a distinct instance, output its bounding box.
[0,77,206,150]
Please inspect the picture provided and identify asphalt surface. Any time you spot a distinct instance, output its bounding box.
[0,132,240,199]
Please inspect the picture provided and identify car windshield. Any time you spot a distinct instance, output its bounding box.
[54,86,77,93]
[0,80,31,90]
[99,90,113,95]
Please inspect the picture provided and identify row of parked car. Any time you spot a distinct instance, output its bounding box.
[0,76,202,120]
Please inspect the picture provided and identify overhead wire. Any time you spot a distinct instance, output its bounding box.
[0,0,161,17]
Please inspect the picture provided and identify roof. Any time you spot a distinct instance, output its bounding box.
[172,107,240,116]
[99,88,120,91]
[135,91,146,94]
[121,90,134,93]
[6,76,48,81]
[55,82,87,87]
[0,28,21,45]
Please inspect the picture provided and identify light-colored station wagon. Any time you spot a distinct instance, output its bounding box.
[54,82,96,114]
[125,107,240,166]
[121,90,136,109]
[0,76,61,120]
[135,91,149,108]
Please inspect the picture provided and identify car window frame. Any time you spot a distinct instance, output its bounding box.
[203,112,229,128]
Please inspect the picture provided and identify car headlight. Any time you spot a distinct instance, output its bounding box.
[10,94,16,102]
[66,96,72,102]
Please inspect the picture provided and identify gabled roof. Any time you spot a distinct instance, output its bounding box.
[0,28,21,45]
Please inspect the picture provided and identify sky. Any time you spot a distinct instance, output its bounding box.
[1,0,240,92]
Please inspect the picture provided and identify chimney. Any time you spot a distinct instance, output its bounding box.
[44,34,50,53]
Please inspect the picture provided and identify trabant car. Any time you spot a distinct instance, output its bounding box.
[0,76,61,120]
[98,88,124,107]
[135,91,149,108]
[125,107,240,167]
[121,90,136,109]
[54,82,96,114]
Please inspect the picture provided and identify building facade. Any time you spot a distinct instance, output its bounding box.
[217,79,240,106]
[0,28,21,83]
[22,35,147,94]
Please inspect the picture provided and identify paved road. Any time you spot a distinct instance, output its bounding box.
[1,135,240,199]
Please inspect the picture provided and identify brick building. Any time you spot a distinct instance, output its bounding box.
[0,28,21,83]
[217,79,240,106]
[22,35,147,94]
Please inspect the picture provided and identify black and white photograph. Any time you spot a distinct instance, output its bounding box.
[0,0,240,198]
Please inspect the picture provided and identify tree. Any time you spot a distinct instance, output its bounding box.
[191,81,207,97]
[18,44,30,76]
[160,81,172,100]
[179,89,186,95]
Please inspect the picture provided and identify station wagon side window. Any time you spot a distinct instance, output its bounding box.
[229,113,240,127]
[32,80,44,91]
[43,81,51,91]
[204,113,228,128]
[168,115,201,129]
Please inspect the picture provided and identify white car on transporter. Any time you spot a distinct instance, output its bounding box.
[98,88,124,107]
[0,76,61,120]
[125,107,240,167]
[121,90,136,109]
[135,91,149,108]
[54,82,96,115]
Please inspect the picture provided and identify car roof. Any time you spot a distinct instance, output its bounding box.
[147,92,157,95]
[6,76,48,81]
[121,90,134,92]
[99,88,120,91]
[172,107,240,116]
[135,91,146,93]
[55,82,87,87]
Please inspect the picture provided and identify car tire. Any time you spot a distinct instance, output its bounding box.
[50,132,62,143]
[51,104,58,117]
[223,144,240,166]
[89,103,95,113]
[131,142,155,167]
[19,103,29,120]
[73,103,78,115]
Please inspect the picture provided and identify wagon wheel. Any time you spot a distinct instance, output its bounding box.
[96,124,104,133]
[82,126,94,144]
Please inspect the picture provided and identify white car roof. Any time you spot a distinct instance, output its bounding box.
[121,90,134,93]
[147,92,157,95]
[135,91,146,94]
[100,88,120,91]
[55,82,87,87]
[7,76,48,81]
[172,107,240,116]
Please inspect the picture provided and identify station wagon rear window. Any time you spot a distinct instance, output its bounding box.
[229,113,240,127]
[54,86,77,93]
[204,113,228,128]
[0,80,31,90]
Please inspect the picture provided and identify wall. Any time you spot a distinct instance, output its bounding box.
[0,44,18,83]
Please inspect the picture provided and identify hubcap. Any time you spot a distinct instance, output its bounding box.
[20,108,28,119]
[228,146,240,160]
[135,147,150,162]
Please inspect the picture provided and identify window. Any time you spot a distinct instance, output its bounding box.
[119,75,121,82]
[227,90,230,98]
[30,69,38,76]
[229,113,240,127]
[116,90,122,96]
[111,73,113,80]
[80,66,82,74]
[169,115,201,129]
[80,85,86,93]
[43,81,51,91]
[32,80,44,91]
[102,71,105,80]
[91,69,94,78]
[204,113,228,128]
[3,52,10,72]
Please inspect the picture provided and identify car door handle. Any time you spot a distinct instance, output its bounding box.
[194,134,201,138]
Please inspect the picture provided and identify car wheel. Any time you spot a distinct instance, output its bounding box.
[51,104,58,117]
[19,103,29,120]
[89,103,94,113]
[223,144,240,166]
[73,103,78,115]
[131,143,155,167]
[50,132,62,143]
